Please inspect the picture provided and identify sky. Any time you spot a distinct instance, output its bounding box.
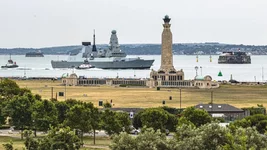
[0,0,267,48]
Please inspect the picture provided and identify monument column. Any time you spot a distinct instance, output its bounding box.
[160,15,175,72]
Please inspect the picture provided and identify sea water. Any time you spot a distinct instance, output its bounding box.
[0,55,266,82]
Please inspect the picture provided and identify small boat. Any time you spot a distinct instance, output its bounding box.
[75,59,95,69]
[1,54,19,68]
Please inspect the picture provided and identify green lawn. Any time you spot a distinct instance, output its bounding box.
[15,79,267,108]
[0,136,25,150]
[0,135,111,150]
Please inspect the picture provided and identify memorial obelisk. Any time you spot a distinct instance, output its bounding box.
[159,15,175,72]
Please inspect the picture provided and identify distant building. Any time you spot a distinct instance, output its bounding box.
[195,104,245,121]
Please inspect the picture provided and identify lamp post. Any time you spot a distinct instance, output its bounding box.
[200,66,202,76]
[195,66,199,76]
[64,83,66,101]
[179,88,182,110]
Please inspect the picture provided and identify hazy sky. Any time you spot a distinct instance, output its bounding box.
[0,0,267,48]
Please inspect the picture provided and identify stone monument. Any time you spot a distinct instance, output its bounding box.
[150,15,184,83]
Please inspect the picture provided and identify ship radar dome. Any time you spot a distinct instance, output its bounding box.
[111,30,117,34]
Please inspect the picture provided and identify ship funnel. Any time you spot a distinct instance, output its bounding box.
[82,42,91,46]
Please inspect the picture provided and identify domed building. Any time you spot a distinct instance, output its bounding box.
[62,73,78,86]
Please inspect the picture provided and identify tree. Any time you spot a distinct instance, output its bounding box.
[133,110,143,129]
[101,109,131,135]
[41,126,82,150]
[133,108,178,132]
[181,107,212,127]
[230,114,267,134]
[32,100,58,133]
[111,122,267,150]
[110,132,136,150]
[6,95,33,139]
[134,128,171,150]
[0,78,20,100]
[0,102,6,126]
[64,104,91,144]
[23,130,39,150]
[139,108,169,131]
[23,126,82,150]
[55,101,70,124]
[89,106,101,145]
[110,128,173,150]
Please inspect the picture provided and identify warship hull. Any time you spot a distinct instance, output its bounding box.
[51,59,154,69]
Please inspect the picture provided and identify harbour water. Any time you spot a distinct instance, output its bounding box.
[0,55,266,82]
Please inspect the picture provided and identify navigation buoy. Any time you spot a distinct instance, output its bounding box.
[196,55,198,62]
[210,55,212,62]
[218,70,223,77]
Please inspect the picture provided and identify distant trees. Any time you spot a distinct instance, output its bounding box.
[230,114,267,134]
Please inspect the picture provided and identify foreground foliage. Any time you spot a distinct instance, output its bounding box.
[24,126,82,150]
[110,124,267,150]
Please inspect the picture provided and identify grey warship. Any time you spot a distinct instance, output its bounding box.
[51,30,154,69]
[218,51,251,64]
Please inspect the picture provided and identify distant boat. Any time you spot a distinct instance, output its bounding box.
[25,50,44,57]
[75,59,95,70]
[1,54,19,68]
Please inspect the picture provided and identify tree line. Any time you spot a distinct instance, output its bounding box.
[1,78,267,150]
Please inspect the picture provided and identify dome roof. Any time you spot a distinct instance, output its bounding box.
[69,73,78,78]
[61,73,68,78]
[195,75,205,80]
[111,30,117,34]
[164,15,169,19]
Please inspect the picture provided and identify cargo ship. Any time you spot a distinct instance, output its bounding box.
[218,51,251,64]
[25,51,44,57]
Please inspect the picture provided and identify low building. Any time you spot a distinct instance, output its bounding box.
[62,73,219,89]
[195,104,245,121]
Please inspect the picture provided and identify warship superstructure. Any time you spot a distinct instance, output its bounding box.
[218,51,251,64]
[51,30,154,69]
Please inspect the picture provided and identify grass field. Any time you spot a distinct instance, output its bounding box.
[15,79,267,108]
[0,136,25,150]
[0,136,110,150]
